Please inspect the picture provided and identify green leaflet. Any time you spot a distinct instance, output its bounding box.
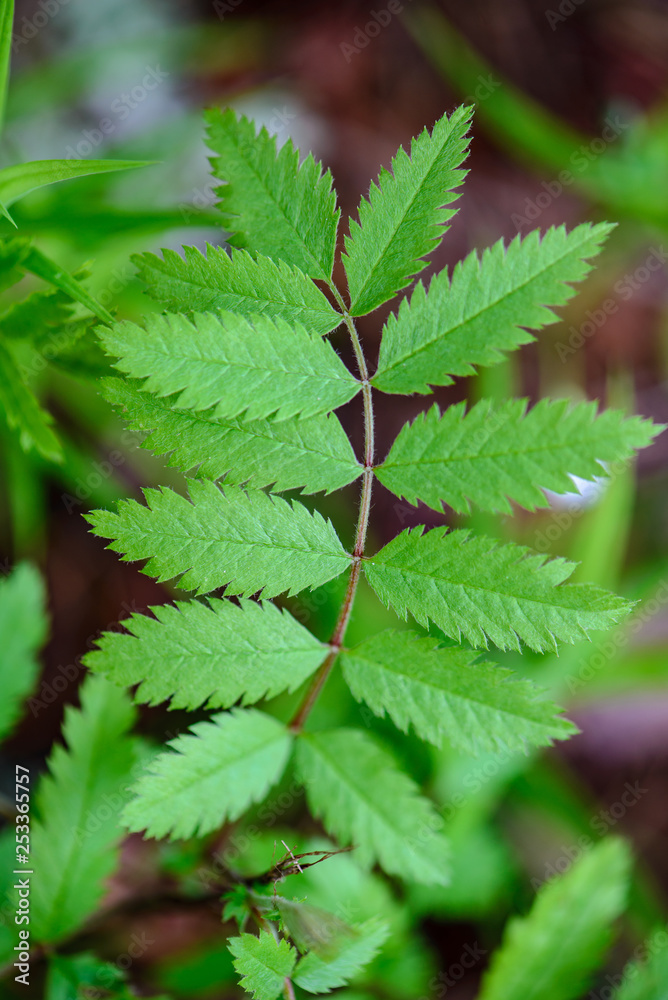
[0,158,152,210]
[229,931,297,1000]
[0,562,47,741]
[123,709,293,839]
[103,377,362,495]
[0,341,62,462]
[364,528,631,652]
[100,310,359,422]
[30,676,138,943]
[296,728,450,886]
[340,630,576,753]
[134,245,342,336]
[613,927,668,1000]
[206,107,339,281]
[343,106,472,316]
[376,399,661,514]
[372,222,612,394]
[294,919,390,994]
[45,954,154,1000]
[84,598,327,711]
[0,285,75,339]
[478,839,631,1000]
[21,245,114,323]
[87,479,351,597]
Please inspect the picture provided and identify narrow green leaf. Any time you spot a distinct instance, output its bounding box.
[229,931,296,1000]
[340,630,576,753]
[613,927,668,1000]
[296,728,450,886]
[0,0,14,137]
[343,105,472,316]
[21,246,113,323]
[0,236,29,291]
[100,311,359,422]
[0,341,62,462]
[372,223,613,394]
[86,479,351,598]
[84,598,326,711]
[103,377,362,495]
[478,839,631,1000]
[0,158,153,208]
[0,563,47,741]
[30,676,137,942]
[206,107,339,281]
[123,709,293,839]
[294,919,389,994]
[376,399,661,514]
[0,285,75,339]
[134,245,342,336]
[364,528,631,652]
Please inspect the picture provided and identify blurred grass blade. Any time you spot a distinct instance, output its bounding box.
[404,6,584,172]
[0,0,13,137]
[0,199,16,227]
[21,245,113,323]
[0,157,155,208]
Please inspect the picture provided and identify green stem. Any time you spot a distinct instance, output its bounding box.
[289,292,375,732]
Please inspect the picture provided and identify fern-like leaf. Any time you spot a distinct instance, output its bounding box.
[343,106,472,316]
[87,480,351,597]
[376,399,660,514]
[296,728,450,886]
[364,528,631,652]
[206,107,339,281]
[99,311,359,423]
[372,223,612,394]
[294,919,389,994]
[134,245,342,336]
[478,838,630,1000]
[103,377,362,495]
[0,563,47,741]
[340,630,576,753]
[123,708,293,839]
[229,931,297,1000]
[84,598,326,711]
[0,342,62,462]
[30,676,137,942]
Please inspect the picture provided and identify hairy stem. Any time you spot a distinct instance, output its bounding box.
[289,293,374,732]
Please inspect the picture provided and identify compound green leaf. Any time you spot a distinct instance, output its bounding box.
[364,528,631,652]
[372,222,612,394]
[134,245,342,336]
[30,676,137,942]
[376,399,661,514]
[87,479,351,597]
[296,728,450,886]
[84,598,326,711]
[0,342,62,462]
[294,919,389,994]
[478,838,631,1000]
[206,107,339,281]
[123,708,293,839]
[340,630,576,753]
[343,105,472,316]
[100,311,359,422]
[103,377,362,495]
[0,563,47,741]
[229,931,296,1000]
